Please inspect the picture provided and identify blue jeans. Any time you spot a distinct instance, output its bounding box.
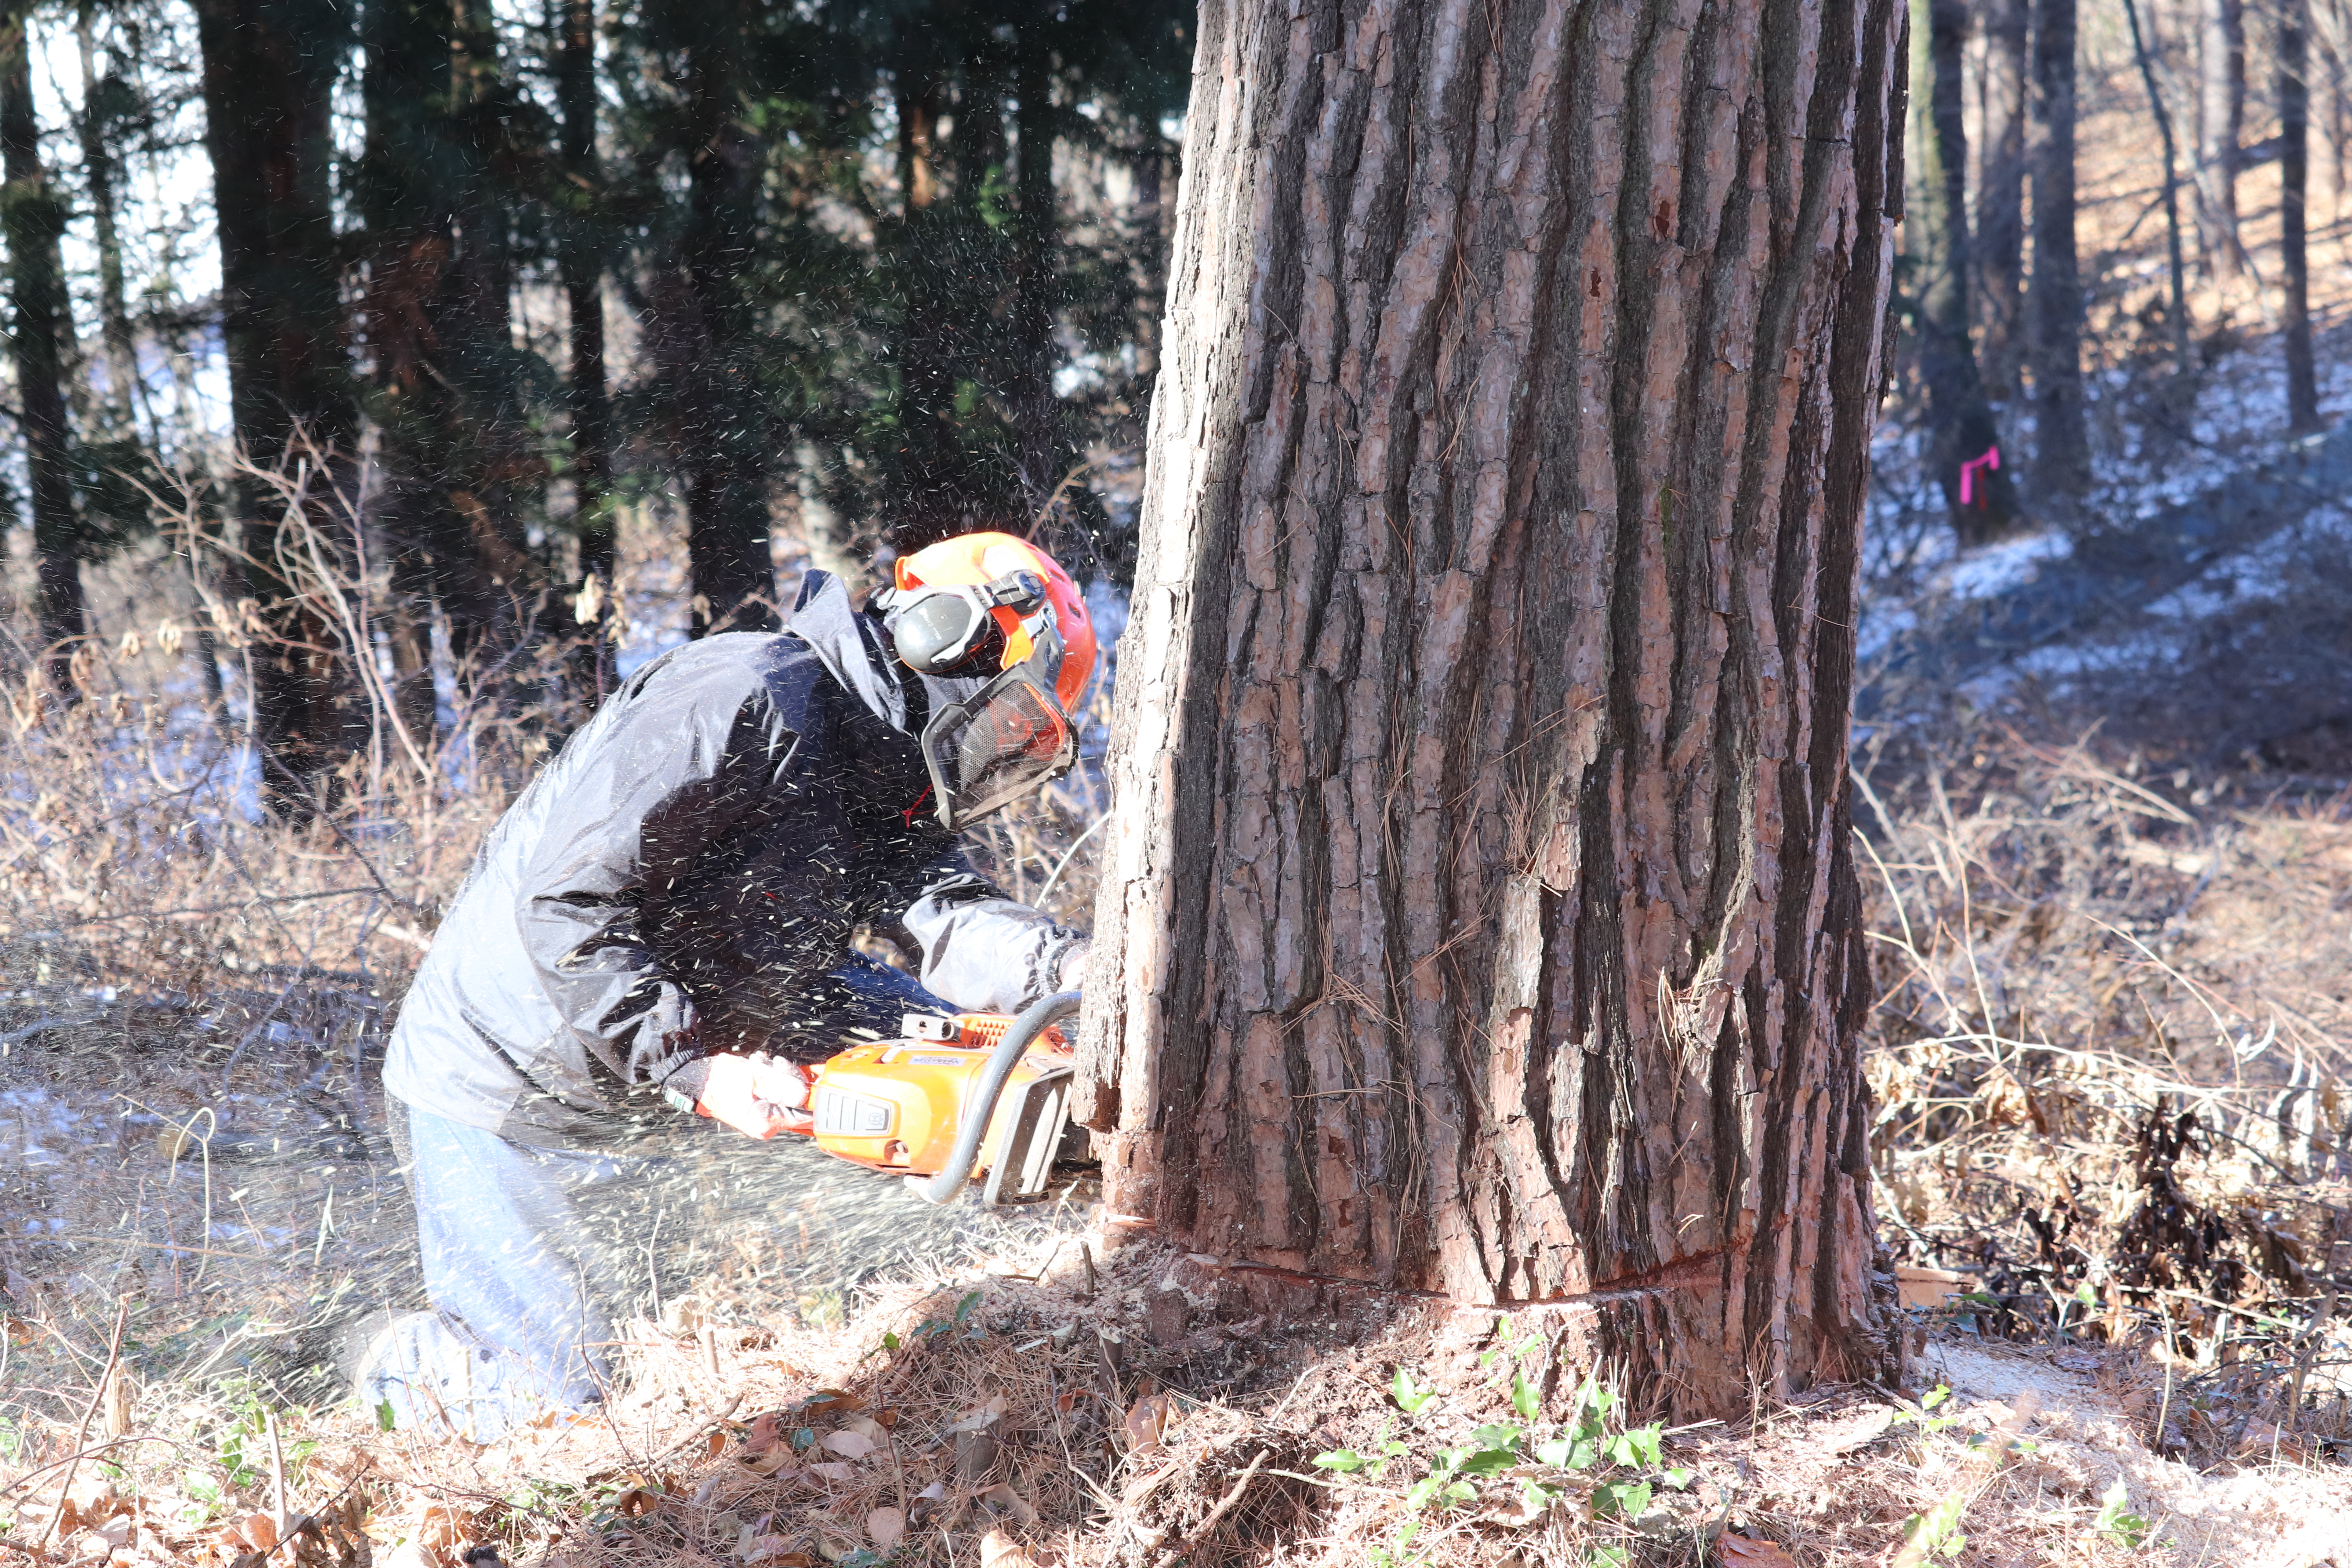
[367,955,951,1438]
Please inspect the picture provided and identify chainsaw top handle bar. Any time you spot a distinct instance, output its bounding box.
[911,989,1083,1207]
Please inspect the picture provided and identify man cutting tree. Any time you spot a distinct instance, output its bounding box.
[352,533,1096,1437]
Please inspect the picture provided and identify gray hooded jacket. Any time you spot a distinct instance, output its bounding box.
[381,573,1084,1146]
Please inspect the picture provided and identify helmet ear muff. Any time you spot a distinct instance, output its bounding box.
[889,588,1011,676]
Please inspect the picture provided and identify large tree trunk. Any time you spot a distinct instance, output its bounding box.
[192,0,359,808]
[1919,0,2018,543]
[1978,0,2030,396]
[1075,0,1905,1417]
[2029,0,2091,501]
[2200,0,2246,278]
[2281,0,2321,430]
[2,18,86,693]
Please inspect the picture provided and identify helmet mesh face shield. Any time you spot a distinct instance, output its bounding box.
[907,604,1077,829]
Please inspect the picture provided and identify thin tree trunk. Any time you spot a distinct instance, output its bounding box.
[1921,0,2018,542]
[1075,0,1906,1416]
[2,18,86,691]
[675,0,776,636]
[557,0,613,590]
[1978,0,2030,396]
[2200,0,2246,278]
[887,73,963,553]
[2328,0,2350,220]
[362,0,539,722]
[2124,0,2196,386]
[2281,0,2321,429]
[2030,0,2092,501]
[192,0,359,809]
[556,0,615,702]
[73,4,138,433]
[1011,36,1062,508]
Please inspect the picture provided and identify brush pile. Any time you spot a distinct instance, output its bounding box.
[1855,724,2352,1461]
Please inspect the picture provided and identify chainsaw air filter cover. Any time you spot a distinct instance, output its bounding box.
[808,1013,1074,1202]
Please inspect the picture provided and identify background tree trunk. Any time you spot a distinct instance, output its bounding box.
[2200,0,2246,278]
[1918,0,2018,542]
[73,2,139,433]
[2281,0,2321,431]
[2123,0,2196,390]
[1978,0,2030,396]
[1012,35,1064,509]
[2029,0,2091,501]
[2,13,86,691]
[557,0,617,698]
[558,0,614,590]
[192,0,359,807]
[671,0,778,637]
[1075,0,1905,1417]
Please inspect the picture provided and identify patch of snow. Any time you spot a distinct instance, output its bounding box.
[1941,530,2072,601]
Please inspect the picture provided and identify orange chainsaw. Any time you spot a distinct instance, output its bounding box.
[801,991,1083,1205]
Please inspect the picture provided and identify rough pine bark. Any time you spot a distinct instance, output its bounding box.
[1075,0,1906,1416]
[2029,0,2091,500]
[2,16,86,691]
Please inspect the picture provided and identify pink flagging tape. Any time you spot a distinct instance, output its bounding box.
[1958,443,2001,506]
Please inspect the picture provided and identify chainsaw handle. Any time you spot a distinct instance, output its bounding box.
[911,989,1083,1207]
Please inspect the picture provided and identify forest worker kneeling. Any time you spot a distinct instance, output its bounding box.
[352,533,1096,1439]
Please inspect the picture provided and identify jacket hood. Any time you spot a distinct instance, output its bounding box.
[789,570,989,736]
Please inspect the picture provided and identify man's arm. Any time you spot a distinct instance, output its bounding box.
[886,857,1089,1014]
[515,664,797,1102]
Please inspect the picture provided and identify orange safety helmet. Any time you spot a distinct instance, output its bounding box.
[891,532,1096,713]
[883,532,1097,829]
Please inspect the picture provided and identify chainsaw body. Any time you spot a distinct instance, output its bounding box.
[805,1011,1076,1203]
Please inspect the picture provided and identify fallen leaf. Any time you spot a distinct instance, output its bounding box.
[839,1413,885,1441]
[820,1429,875,1459]
[1821,1406,1896,1454]
[232,1512,279,1552]
[1717,1534,1800,1568]
[867,1507,905,1548]
[1123,1391,1173,1454]
[744,1412,785,1456]
[416,1503,474,1552]
[980,1482,1039,1526]
[808,1461,856,1482]
[1895,1265,1982,1310]
[813,1526,862,1562]
[979,1530,1042,1568]
[797,1390,867,1420]
[736,1531,799,1564]
[947,1394,1009,1434]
